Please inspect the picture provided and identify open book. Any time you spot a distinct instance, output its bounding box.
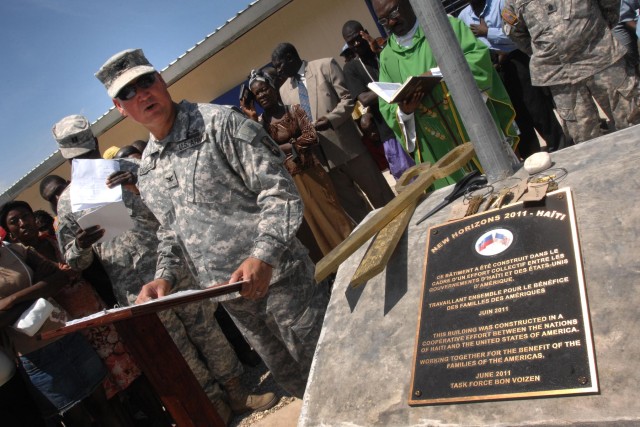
[367,72,442,104]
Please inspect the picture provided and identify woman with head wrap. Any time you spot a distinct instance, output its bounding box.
[241,70,354,262]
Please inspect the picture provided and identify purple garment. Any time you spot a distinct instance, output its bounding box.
[383,137,415,180]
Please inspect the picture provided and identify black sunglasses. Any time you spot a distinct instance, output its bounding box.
[116,73,157,101]
[378,2,402,27]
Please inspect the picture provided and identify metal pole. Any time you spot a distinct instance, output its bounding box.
[409,0,518,182]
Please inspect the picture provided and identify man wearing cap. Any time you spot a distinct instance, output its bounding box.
[52,115,277,422]
[96,48,328,400]
[502,0,640,143]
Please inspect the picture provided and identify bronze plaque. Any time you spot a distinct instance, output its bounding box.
[409,188,598,405]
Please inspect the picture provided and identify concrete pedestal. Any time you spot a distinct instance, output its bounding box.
[300,126,640,426]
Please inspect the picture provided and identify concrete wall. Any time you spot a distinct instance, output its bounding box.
[300,126,640,426]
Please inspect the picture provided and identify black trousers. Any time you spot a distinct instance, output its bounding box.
[0,371,47,426]
[497,49,567,158]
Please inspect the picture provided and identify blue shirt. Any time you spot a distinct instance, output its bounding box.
[458,0,517,53]
[620,0,639,23]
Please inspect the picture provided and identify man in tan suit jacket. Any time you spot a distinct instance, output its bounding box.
[272,42,394,223]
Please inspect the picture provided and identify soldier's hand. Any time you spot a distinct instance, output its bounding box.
[106,171,137,188]
[107,171,139,194]
[231,257,273,300]
[135,279,171,304]
[76,225,105,249]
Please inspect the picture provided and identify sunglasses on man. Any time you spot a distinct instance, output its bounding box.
[116,73,157,101]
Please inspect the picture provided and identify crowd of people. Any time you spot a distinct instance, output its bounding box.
[1,0,639,425]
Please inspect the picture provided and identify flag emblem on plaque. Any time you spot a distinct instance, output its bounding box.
[475,228,513,256]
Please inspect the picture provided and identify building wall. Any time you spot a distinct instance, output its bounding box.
[16,0,378,213]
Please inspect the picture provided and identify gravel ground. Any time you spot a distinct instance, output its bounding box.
[229,361,297,427]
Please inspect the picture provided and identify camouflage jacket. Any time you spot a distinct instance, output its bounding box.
[137,101,306,294]
[502,0,625,86]
[56,159,163,305]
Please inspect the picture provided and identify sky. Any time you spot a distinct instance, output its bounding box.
[0,0,255,194]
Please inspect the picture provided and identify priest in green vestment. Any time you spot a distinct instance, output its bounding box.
[373,0,519,188]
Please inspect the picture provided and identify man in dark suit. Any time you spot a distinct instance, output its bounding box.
[272,42,394,223]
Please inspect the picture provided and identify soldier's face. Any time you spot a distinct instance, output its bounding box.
[113,73,175,138]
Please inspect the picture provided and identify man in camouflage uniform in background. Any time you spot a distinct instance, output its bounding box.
[53,115,276,423]
[502,0,640,143]
[95,49,328,399]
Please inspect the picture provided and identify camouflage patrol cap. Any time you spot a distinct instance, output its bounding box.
[95,49,156,98]
[52,115,96,159]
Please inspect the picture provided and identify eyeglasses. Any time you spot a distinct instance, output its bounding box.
[377,2,402,27]
[116,73,157,101]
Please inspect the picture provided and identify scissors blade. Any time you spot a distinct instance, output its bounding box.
[415,200,449,225]
[415,171,487,225]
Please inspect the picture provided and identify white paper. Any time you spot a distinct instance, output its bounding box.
[70,159,122,213]
[430,67,442,77]
[76,200,134,244]
[367,73,442,104]
[367,81,402,103]
[132,280,247,306]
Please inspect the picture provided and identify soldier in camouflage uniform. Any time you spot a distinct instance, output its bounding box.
[502,0,640,143]
[95,49,329,399]
[52,115,277,422]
